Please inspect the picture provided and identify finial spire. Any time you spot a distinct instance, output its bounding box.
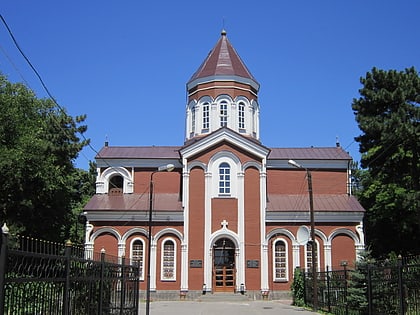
[221,29,227,36]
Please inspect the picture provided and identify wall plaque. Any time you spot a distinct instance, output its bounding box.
[190,260,202,268]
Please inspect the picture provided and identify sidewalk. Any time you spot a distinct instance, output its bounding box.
[142,300,319,315]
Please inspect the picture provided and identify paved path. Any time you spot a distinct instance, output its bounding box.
[142,300,319,315]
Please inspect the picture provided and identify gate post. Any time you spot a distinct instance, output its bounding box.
[0,223,9,314]
[63,240,72,315]
[99,248,106,315]
[397,255,405,315]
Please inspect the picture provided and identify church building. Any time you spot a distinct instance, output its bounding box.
[83,30,365,300]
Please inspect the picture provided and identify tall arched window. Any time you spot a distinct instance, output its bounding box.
[191,106,196,134]
[109,175,123,195]
[305,241,319,272]
[220,101,228,127]
[218,162,231,195]
[238,102,245,129]
[202,102,210,130]
[273,239,288,281]
[131,239,144,279]
[161,239,176,281]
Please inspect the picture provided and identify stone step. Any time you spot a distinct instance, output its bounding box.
[196,293,250,302]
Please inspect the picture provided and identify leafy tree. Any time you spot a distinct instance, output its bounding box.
[352,67,420,257]
[0,73,92,241]
[291,267,305,307]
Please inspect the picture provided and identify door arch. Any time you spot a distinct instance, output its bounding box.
[213,238,236,292]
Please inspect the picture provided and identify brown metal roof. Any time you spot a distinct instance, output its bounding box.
[96,145,350,161]
[84,193,182,211]
[188,30,257,84]
[267,194,364,212]
[96,146,181,159]
[268,147,351,160]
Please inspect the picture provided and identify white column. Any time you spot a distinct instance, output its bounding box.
[210,102,218,133]
[292,243,300,270]
[237,171,245,290]
[84,222,94,260]
[181,163,190,291]
[118,242,126,264]
[261,244,269,291]
[260,164,268,291]
[181,243,188,291]
[150,242,157,291]
[324,243,332,271]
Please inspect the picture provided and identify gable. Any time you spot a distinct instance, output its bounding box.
[180,127,269,162]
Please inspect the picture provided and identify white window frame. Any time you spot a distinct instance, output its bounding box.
[202,102,210,130]
[220,100,228,127]
[238,101,245,130]
[304,240,320,272]
[218,162,231,195]
[161,238,176,281]
[273,238,288,282]
[130,238,145,280]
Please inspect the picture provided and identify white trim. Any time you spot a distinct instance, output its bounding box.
[129,238,145,280]
[272,238,289,282]
[160,237,177,281]
[96,167,133,194]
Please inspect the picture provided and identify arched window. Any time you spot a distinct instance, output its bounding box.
[273,239,288,281]
[109,175,123,195]
[238,102,245,129]
[220,101,228,127]
[131,239,144,279]
[218,162,231,195]
[305,241,319,272]
[202,102,210,130]
[191,106,196,134]
[161,239,176,281]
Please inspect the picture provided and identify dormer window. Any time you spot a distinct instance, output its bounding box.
[218,162,231,195]
[109,175,123,195]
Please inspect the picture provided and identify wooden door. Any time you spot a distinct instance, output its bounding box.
[213,238,235,292]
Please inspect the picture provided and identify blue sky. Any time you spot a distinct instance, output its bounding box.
[1,1,419,169]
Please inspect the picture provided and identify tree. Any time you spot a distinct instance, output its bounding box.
[352,67,420,257]
[0,73,93,241]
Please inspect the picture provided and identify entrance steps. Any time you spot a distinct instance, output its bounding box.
[196,292,250,302]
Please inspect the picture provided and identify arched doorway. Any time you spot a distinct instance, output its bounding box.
[213,238,235,292]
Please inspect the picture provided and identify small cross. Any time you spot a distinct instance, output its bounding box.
[221,219,229,229]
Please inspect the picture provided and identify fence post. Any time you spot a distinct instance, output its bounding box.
[120,256,126,315]
[0,224,9,314]
[326,266,331,313]
[63,240,72,315]
[397,255,405,315]
[99,248,106,315]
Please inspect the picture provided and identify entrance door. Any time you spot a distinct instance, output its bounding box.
[213,238,235,292]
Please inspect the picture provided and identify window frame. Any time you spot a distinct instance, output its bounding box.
[130,238,145,280]
[161,238,177,281]
[218,162,231,195]
[305,240,320,272]
[219,100,228,127]
[273,238,288,282]
[202,102,210,130]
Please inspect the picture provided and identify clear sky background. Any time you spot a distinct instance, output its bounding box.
[1,1,419,169]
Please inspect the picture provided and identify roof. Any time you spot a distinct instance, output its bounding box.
[267,194,364,212]
[187,30,259,90]
[95,145,351,161]
[96,146,181,159]
[84,193,182,211]
[268,147,351,160]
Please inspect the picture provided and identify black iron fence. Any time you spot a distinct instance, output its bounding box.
[302,256,420,315]
[0,227,140,314]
